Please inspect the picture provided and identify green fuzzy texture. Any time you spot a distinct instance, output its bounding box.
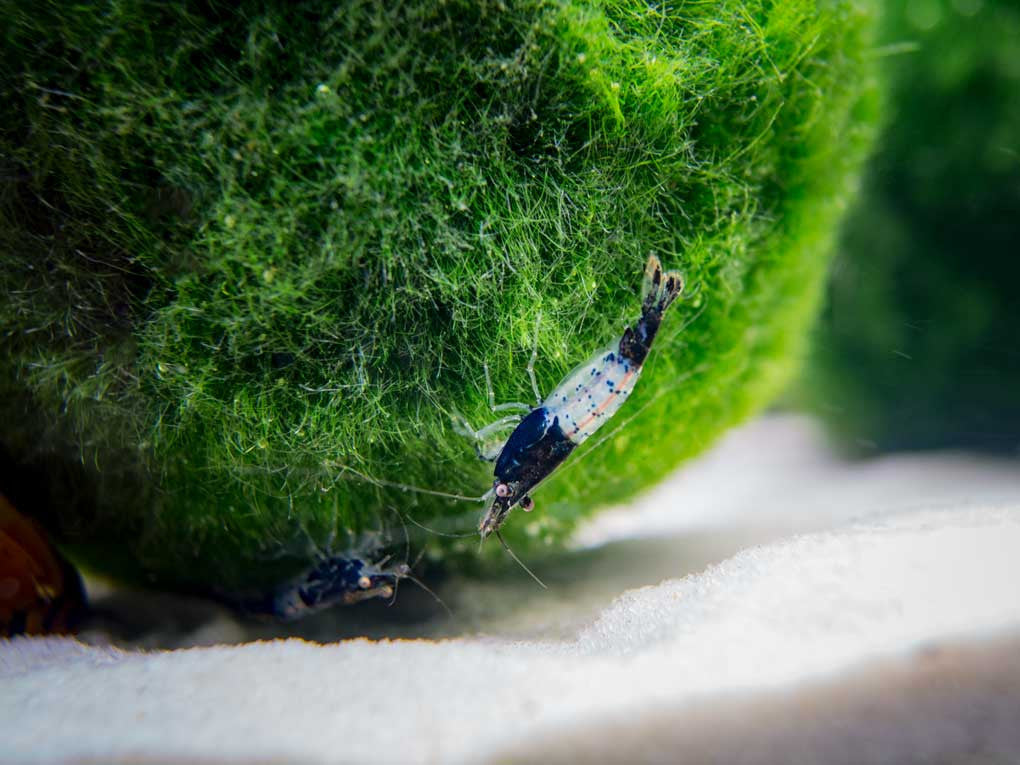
[805,0,1020,453]
[1,0,877,593]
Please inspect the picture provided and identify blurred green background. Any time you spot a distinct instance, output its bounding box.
[804,0,1020,454]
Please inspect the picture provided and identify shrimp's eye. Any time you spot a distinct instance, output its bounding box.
[520,496,534,511]
[357,575,372,589]
[495,483,510,498]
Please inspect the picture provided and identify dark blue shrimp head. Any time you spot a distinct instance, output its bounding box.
[479,408,572,539]
[479,487,533,539]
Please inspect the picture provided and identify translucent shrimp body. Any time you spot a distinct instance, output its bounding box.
[543,346,640,443]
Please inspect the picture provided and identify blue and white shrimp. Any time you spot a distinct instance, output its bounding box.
[220,548,410,621]
[262,548,447,620]
[267,553,409,620]
[219,522,441,620]
[458,254,684,538]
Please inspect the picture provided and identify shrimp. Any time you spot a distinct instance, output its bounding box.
[228,516,449,620]
[264,553,409,620]
[458,254,684,538]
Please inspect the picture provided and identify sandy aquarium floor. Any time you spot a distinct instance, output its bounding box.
[3,414,1020,764]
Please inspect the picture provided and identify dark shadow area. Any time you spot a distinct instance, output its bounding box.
[79,525,780,648]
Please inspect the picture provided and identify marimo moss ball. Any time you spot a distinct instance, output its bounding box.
[806,0,1020,453]
[1,1,877,600]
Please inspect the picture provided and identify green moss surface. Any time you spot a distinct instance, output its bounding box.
[804,0,1020,453]
[1,0,877,594]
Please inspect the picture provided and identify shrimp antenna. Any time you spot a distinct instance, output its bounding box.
[392,565,453,618]
[404,512,477,539]
[494,530,547,590]
[332,463,490,504]
[381,510,452,616]
[385,505,412,565]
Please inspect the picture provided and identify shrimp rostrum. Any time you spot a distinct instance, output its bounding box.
[457,254,685,539]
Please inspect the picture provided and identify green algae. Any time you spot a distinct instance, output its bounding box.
[1,0,878,595]
[805,0,1020,453]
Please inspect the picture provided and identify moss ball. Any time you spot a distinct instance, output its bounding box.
[805,0,1020,453]
[1,1,877,597]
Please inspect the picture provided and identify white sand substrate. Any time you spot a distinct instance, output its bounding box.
[3,415,1020,764]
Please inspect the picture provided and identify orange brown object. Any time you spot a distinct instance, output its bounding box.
[0,493,85,636]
